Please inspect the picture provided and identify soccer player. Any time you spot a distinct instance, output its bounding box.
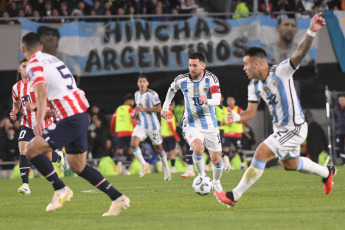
[10,58,64,195]
[222,96,247,171]
[110,93,136,175]
[215,13,336,207]
[21,32,129,216]
[131,75,171,181]
[161,100,180,173]
[161,52,224,192]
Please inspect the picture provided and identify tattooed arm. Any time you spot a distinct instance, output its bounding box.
[290,12,326,68]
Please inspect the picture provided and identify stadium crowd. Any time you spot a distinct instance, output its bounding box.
[0,0,344,25]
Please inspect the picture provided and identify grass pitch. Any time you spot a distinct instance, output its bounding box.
[0,167,344,230]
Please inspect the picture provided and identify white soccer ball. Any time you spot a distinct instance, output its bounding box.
[192,175,213,196]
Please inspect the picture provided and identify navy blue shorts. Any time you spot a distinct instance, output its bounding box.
[115,136,131,149]
[222,137,243,149]
[163,136,177,152]
[18,126,35,142]
[42,112,89,154]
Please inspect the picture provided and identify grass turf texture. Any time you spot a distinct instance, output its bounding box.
[0,167,344,230]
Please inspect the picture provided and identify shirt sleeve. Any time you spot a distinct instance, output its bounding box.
[12,83,20,103]
[152,91,161,106]
[275,58,298,79]
[247,80,259,103]
[26,60,45,88]
[162,79,181,111]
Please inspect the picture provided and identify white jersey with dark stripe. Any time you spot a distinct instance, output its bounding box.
[26,51,89,120]
[248,58,305,127]
[169,70,219,132]
[12,80,53,129]
[134,88,161,131]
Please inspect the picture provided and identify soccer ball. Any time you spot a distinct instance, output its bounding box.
[192,175,213,195]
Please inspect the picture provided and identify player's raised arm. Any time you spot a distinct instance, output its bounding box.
[290,12,325,68]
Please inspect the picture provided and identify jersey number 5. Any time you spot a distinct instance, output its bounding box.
[57,65,74,90]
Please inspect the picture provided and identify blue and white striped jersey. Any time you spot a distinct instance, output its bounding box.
[134,88,161,131]
[248,58,305,126]
[164,70,220,132]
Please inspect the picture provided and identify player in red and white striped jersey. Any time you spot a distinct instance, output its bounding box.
[10,59,64,196]
[21,32,129,216]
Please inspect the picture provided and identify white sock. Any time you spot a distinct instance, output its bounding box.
[297,157,329,178]
[192,153,205,176]
[159,150,169,171]
[187,164,194,171]
[212,161,224,181]
[132,146,146,166]
[232,158,266,201]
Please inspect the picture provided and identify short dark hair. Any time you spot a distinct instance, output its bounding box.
[22,32,41,50]
[138,75,148,81]
[189,52,205,63]
[19,58,27,64]
[37,26,60,39]
[124,93,134,101]
[243,47,267,59]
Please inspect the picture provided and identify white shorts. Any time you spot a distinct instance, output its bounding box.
[264,122,307,160]
[182,127,222,152]
[132,125,162,145]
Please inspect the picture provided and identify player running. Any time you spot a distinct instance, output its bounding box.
[215,13,336,207]
[161,52,224,192]
[10,58,64,195]
[21,32,129,216]
[131,75,171,181]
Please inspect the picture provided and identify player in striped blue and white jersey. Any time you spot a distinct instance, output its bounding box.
[215,13,336,207]
[162,52,224,192]
[131,75,171,181]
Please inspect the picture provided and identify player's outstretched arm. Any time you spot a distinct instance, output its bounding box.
[228,102,258,123]
[162,86,177,120]
[290,12,325,68]
[10,103,21,121]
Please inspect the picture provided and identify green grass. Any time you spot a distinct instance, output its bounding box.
[0,167,345,230]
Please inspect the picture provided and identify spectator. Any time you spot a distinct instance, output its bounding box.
[31,10,42,22]
[258,0,274,18]
[94,0,105,15]
[42,1,53,17]
[334,95,345,164]
[24,4,32,17]
[90,114,112,159]
[7,1,18,17]
[151,5,169,21]
[0,127,19,170]
[178,0,196,14]
[59,2,69,17]
[294,0,308,18]
[242,124,256,150]
[232,0,250,19]
[1,11,15,24]
[90,105,109,128]
[304,110,328,163]
[130,0,146,14]
[318,0,330,11]
[77,1,90,15]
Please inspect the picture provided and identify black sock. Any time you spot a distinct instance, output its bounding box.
[19,155,30,184]
[125,154,133,170]
[239,151,244,162]
[51,151,61,163]
[78,165,122,201]
[171,159,175,167]
[30,154,65,190]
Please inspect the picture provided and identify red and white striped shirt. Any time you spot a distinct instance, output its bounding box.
[12,80,53,129]
[26,51,89,120]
